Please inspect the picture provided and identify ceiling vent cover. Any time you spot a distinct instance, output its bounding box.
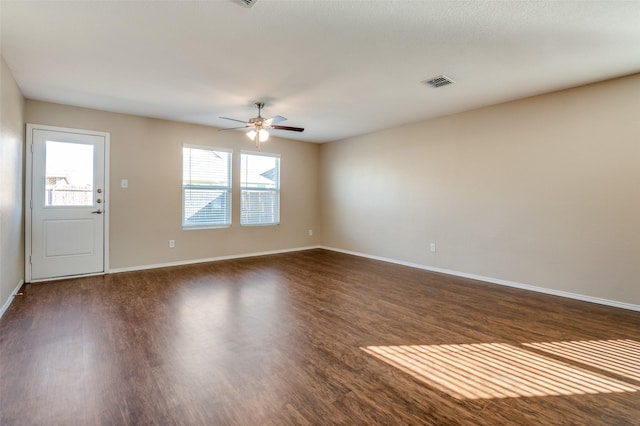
[423,75,455,88]
[239,0,258,7]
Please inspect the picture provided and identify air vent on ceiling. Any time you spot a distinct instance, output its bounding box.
[239,0,258,7]
[422,75,455,88]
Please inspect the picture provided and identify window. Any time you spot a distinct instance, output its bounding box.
[44,141,94,206]
[241,152,280,226]
[182,146,232,228]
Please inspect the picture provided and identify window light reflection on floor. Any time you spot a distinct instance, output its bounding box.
[361,343,639,400]
[523,339,640,382]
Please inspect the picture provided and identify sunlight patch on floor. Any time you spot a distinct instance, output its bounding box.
[523,339,640,382]
[361,343,639,400]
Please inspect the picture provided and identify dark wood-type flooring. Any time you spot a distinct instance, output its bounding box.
[1,249,639,425]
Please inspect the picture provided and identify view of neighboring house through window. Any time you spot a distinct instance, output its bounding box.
[182,145,232,228]
[241,151,280,226]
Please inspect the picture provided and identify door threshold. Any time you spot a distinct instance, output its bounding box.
[28,272,107,284]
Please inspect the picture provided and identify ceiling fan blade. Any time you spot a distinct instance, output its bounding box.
[218,125,250,131]
[265,115,287,125]
[220,117,249,124]
[270,125,304,132]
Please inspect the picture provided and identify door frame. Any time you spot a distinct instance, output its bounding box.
[25,123,110,283]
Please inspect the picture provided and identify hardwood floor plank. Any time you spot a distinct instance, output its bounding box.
[1,249,639,425]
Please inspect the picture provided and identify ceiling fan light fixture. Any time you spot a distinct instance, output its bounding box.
[246,129,269,142]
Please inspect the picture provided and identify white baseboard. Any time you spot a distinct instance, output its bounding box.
[0,280,25,319]
[319,246,640,313]
[109,245,322,274]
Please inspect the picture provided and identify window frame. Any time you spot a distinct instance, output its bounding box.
[182,144,233,230]
[240,150,281,227]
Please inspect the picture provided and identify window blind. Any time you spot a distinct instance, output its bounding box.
[240,152,280,226]
[182,146,232,228]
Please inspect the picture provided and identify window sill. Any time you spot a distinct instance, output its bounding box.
[182,224,232,231]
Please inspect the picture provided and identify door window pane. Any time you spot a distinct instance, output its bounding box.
[45,141,94,206]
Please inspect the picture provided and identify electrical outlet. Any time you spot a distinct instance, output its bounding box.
[121,179,128,188]
[430,242,436,253]
[308,229,313,236]
[169,240,175,249]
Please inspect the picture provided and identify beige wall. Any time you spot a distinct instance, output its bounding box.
[320,74,640,306]
[0,56,25,311]
[26,101,320,269]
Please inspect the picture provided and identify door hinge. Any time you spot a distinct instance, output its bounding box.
[30,199,33,209]
[29,256,32,265]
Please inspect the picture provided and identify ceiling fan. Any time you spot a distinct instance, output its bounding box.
[219,102,304,149]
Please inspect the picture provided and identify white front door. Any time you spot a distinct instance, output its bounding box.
[26,124,109,281]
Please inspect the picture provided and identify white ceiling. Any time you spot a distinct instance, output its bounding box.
[2,1,639,143]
